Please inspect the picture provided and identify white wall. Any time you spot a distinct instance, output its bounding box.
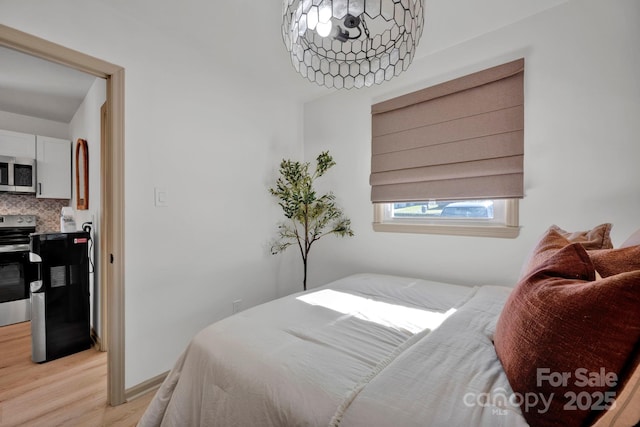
[3,0,638,391]
[0,1,304,387]
[303,0,640,289]
[69,77,106,336]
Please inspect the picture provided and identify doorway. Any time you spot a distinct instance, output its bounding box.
[0,24,126,405]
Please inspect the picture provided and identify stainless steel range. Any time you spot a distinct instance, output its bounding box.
[0,214,36,326]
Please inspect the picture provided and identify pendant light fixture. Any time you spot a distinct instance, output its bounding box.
[282,0,425,89]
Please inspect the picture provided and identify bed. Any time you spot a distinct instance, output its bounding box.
[139,225,640,427]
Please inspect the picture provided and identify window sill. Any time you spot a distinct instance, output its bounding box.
[372,200,520,238]
[372,222,521,238]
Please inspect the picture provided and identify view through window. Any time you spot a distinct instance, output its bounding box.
[391,200,496,220]
[373,199,520,238]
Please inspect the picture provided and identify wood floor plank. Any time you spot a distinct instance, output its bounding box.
[0,321,153,426]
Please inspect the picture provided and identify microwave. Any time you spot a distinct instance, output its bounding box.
[0,155,36,193]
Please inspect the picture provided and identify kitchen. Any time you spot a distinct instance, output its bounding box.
[0,44,105,363]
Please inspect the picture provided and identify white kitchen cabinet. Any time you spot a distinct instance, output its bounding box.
[0,129,36,158]
[36,136,71,199]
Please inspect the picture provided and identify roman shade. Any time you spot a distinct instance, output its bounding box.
[370,58,524,203]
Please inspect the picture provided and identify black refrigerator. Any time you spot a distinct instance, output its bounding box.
[29,231,91,363]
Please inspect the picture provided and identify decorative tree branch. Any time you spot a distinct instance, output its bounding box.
[269,151,354,290]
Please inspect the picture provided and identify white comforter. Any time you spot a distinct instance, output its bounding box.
[138,273,528,427]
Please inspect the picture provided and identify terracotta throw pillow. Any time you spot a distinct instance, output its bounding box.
[549,223,613,250]
[589,245,640,277]
[519,224,613,279]
[494,229,640,427]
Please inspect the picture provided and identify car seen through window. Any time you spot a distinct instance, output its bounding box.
[392,200,495,219]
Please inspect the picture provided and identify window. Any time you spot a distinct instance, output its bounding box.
[374,199,519,238]
[370,59,524,238]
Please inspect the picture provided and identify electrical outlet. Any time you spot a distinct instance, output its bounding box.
[154,187,168,207]
[232,299,242,314]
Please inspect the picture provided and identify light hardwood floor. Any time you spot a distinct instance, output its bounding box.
[0,322,154,426]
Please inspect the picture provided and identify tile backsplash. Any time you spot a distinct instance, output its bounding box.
[0,193,69,232]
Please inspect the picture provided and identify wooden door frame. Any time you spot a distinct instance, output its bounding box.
[0,24,127,405]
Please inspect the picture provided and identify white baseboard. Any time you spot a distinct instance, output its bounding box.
[124,371,169,402]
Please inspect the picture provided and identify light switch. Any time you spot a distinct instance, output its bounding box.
[154,187,168,207]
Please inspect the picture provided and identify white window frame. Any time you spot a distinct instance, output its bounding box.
[373,199,520,238]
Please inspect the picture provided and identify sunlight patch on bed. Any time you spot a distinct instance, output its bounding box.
[297,290,456,334]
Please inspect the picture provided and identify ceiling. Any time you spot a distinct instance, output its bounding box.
[0,0,569,124]
[0,45,98,123]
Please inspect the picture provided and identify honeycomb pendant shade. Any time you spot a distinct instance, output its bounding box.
[282,0,424,89]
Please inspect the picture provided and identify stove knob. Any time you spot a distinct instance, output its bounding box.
[25,217,33,223]
[17,217,24,223]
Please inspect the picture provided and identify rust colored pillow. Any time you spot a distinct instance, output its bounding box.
[550,223,613,250]
[519,226,590,279]
[589,245,640,277]
[494,230,640,427]
[519,224,614,279]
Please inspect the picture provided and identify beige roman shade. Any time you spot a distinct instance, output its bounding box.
[370,58,524,203]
